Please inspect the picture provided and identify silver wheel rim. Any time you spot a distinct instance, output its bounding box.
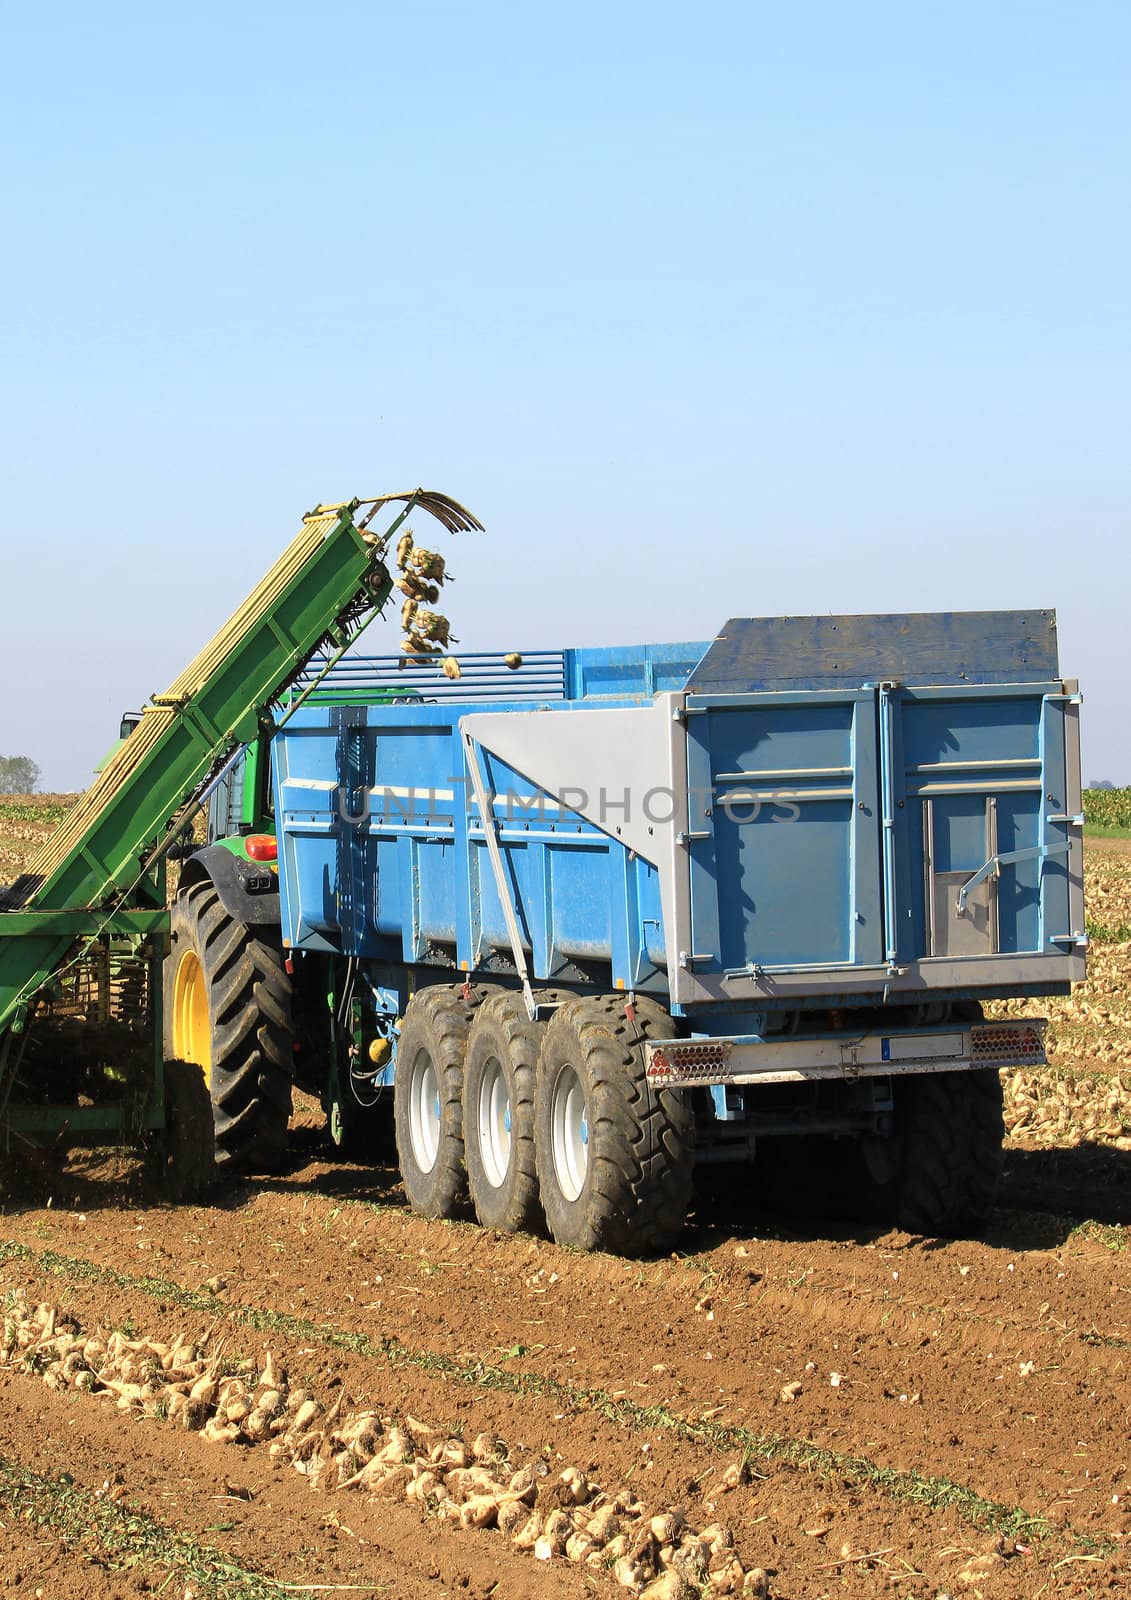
[550,1062,588,1202]
[478,1055,512,1190]
[408,1050,440,1172]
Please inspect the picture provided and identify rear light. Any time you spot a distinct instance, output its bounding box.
[245,834,278,862]
[646,1041,732,1083]
[970,1022,1045,1064]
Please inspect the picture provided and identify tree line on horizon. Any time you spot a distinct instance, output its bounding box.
[0,755,41,795]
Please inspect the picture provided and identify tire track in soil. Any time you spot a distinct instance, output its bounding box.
[7,1164,1131,1540]
[2,1238,1129,1599]
[0,1240,1041,1531]
[5,1144,1131,1595]
[0,1263,1094,1600]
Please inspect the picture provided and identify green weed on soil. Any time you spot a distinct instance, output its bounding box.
[0,1453,298,1599]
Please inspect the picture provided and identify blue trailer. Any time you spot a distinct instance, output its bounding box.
[242,608,1084,1251]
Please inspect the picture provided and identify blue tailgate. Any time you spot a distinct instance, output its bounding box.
[671,611,1083,1007]
[683,681,1077,979]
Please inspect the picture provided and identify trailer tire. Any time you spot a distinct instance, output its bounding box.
[464,991,544,1234]
[393,984,494,1220]
[889,1068,1005,1235]
[535,995,693,1255]
[164,880,293,1177]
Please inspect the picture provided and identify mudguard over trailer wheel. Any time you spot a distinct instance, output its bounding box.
[393,984,494,1220]
[535,995,694,1255]
[163,880,294,1179]
[463,990,544,1234]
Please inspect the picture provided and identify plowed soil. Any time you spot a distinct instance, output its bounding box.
[1,1116,1129,1600]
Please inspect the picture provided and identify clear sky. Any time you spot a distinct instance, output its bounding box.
[1,1,1127,790]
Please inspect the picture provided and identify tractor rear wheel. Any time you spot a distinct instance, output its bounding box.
[160,1058,217,1201]
[163,880,294,1179]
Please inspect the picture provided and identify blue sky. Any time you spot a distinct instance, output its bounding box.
[1,1,1128,789]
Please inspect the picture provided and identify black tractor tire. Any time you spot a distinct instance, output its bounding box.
[163,880,294,1178]
[463,991,544,1234]
[160,1058,218,1201]
[534,994,694,1255]
[887,1068,1005,1235]
[393,983,495,1220]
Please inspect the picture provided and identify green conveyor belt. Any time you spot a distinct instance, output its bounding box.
[0,502,388,1042]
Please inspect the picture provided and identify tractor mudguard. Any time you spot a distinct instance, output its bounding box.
[178,845,281,928]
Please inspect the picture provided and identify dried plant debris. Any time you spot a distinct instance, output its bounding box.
[1,1297,773,1595]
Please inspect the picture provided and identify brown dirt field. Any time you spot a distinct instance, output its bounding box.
[1,1132,1130,1599]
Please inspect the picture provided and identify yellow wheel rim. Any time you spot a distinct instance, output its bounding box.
[171,949,212,1088]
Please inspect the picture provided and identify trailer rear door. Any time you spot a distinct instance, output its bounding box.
[670,612,1084,1008]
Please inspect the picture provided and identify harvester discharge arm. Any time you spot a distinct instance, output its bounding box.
[0,490,480,1142]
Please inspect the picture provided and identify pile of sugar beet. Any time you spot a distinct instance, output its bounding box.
[2,1298,771,1597]
[391,526,521,678]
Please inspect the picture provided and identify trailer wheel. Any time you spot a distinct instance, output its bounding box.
[534,995,694,1255]
[393,984,494,1220]
[164,880,294,1177]
[886,1068,1005,1235]
[463,991,543,1234]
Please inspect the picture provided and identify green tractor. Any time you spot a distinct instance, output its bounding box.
[165,684,421,1184]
